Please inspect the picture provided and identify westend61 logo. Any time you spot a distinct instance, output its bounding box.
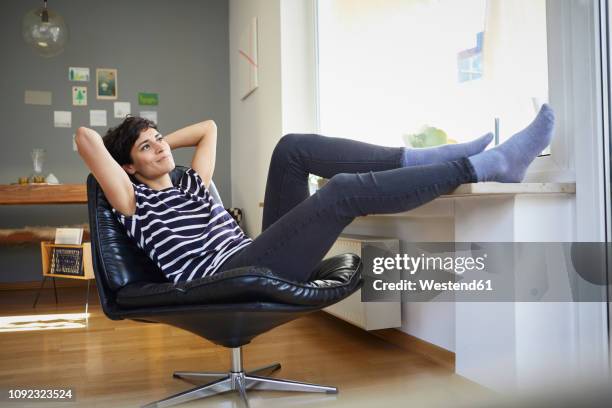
[372,253,487,275]
[363,242,612,302]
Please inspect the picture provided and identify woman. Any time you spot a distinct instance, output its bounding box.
[76,104,554,283]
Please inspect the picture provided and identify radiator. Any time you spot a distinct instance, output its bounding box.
[323,234,401,330]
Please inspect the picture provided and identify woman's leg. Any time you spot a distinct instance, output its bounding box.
[262,133,404,231]
[261,132,492,231]
[219,157,477,282]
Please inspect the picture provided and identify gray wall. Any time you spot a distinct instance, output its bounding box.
[0,0,230,282]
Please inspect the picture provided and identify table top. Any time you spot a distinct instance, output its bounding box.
[0,184,87,205]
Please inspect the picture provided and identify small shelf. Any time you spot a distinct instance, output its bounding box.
[0,184,87,205]
[40,241,95,280]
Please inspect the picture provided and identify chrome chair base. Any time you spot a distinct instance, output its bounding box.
[143,348,337,408]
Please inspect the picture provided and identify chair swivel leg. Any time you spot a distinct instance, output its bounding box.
[246,362,281,376]
[245,374,337,394]
[172,371,226,381]
[230,372,251,408]
[142,376,232,408]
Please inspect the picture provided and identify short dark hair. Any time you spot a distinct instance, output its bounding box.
[103,116,157,165]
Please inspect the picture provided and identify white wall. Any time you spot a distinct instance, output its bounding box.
[229,0,283,237]
[230,0,317,237]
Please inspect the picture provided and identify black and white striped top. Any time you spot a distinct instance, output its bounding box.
[111,168,252,283]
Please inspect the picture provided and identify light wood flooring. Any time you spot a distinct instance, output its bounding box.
[0,286,494,408]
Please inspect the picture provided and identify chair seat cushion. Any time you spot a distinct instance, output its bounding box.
[115,253,362,309]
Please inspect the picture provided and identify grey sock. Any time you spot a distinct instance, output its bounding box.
[468,104,555,183]
[402,133,493,167]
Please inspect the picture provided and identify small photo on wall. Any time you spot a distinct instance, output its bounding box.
[138,92,159,106]
[72,86,87,106]
[69,67,90,81]
[96,68,118,100]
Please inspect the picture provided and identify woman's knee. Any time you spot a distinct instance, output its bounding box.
[318,173,358,220]
[324,172,355,196]
[272,133,304,161]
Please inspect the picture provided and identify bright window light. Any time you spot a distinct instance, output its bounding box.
[317,0,549,152]
[0,313,90,332]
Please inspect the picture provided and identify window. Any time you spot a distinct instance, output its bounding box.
[316,0,550,154]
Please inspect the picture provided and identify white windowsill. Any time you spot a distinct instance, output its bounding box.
[439,181,575,197]
[364,182,576,219]
[258,182,576,219]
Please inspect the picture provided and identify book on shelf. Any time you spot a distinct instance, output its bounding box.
[54,228,84,245]
[50,247,84,276]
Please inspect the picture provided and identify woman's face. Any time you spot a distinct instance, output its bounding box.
[122,127,175,180]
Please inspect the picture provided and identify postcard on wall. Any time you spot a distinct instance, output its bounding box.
[90,109,107,127]
[25,90,52,105]
[69,67,90,82]
[54,111,71,128]
[114,102,131,118]
[138,92,159,106]
[96,68,118,100]
[139,111,157,124]
[72,86,87,106]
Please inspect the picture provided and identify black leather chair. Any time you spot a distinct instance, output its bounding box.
[86,166,363,408]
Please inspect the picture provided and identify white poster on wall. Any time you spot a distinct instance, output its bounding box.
[114,102,131,118]
[54,111,72,128]
[140,111,157,124]
[90,110,107,127]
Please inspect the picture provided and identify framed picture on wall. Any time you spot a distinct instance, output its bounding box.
[96,68,118,100]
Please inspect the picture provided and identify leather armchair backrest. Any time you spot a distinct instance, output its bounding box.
[207,179,224,207]
[87,166,213,298]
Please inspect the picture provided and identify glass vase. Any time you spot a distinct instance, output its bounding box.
[30,148,46,183]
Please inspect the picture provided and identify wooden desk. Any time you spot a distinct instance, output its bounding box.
[0,185,93,309]
[0,184,87,205]
[0,184,89,244]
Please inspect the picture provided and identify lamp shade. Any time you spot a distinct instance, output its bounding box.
[22,5,68,57]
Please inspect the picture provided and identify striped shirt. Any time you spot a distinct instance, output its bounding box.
[111,168,253,283]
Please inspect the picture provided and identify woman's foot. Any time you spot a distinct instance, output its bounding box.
[402,132,493,167]
[467,104,555,183]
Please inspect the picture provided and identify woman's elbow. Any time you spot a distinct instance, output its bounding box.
[75,128,100,156]
[205,119,217,132]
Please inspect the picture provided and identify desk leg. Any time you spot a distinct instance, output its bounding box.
[32,276,47,308]
[52,277,58,304]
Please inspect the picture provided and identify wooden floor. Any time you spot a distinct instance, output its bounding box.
[0,286,494,408]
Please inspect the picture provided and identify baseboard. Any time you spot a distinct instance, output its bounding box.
[370,328,455,370]
[0,279,95,291]
[318,311,455,370]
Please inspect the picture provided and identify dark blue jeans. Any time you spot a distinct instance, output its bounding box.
[218,133,477,282]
